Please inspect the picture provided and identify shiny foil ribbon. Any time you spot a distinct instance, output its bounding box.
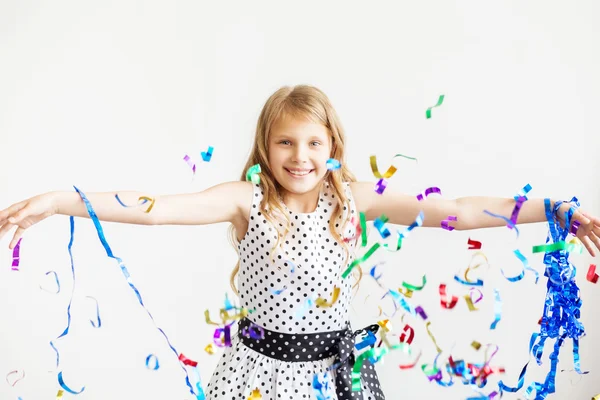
[587,264,599,283]
[416,186,442,201]
[374,178,387,195]
[11,238,22,270]
[71,186,199,397]
[467,238,482,250]
[499,197,587,398]
[441,216,457,231]
[426,94,445,119]
[326,158,341,171]
[201,146,214,162]
[245,164,261,184]
[316,286,340,308]
[183,155,196,174]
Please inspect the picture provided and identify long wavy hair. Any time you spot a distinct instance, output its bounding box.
[228,85,361,294]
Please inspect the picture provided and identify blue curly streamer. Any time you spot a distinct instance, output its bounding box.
[498,197,587,399]
[72,186,199,397]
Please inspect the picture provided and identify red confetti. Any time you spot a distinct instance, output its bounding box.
[467,238,482,250]
[178,353,198,367]
[587,264,598,284]
[439,284,458,309]
[399,324,415,345]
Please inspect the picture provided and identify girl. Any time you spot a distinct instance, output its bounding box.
[1,85,599,400]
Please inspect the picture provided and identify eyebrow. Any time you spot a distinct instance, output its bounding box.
[273,135,327,141]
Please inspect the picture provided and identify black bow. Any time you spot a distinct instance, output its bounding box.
[333,324,385,399]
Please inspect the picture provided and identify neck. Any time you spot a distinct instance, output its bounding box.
[280,183,323,213]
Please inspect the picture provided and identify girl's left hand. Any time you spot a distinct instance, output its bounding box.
[557,203,600,256]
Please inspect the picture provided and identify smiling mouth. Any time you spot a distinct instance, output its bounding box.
[285,168,314,177]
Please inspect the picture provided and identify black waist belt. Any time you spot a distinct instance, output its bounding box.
[237,317,385,400]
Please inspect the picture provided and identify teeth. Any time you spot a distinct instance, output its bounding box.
[288,169,311,176]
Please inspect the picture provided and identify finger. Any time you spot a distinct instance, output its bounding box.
[575,211,591,225]
[582,212,600,227]
[0,222,15,242]
[581,236,596,257]
[9,227,26,250]
[9,205,32,225]
[0,202,27,225]
[590,232,600,255]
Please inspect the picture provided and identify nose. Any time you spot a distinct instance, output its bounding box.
[291,144,309,163]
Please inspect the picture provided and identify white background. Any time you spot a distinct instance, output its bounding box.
[1,1,599,399]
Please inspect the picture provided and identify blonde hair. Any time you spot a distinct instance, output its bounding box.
[228,84,361,294]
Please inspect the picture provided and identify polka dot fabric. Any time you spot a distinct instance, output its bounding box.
[240,181,356,334]
[206,182,384,399]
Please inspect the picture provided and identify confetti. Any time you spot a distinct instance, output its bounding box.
[441,216,457,231]
[401,275,427,292]
[499,197,588,398]
[399,351,422,370]
[509,196,527,228]
[467,238,482,250]
[513,249,539,284]
[86,296,101,328]
[241,322,265,340]
[326,158,341,171]
[425,322,443,353]
[271,286,287,295]
[58,371,85,395]
[399,324,415,345]
[490,289,502,330]
[439,284,458,309]
[71,186,200,396]
[355,330,377,351]
[342,243,381,279]
[374,178,387,195]
[587,264,599,284]
[351,347,388,391]
[183,154,196,174]
[245,164,261,185]
[416,187,442,201]
[213,324,232,347]
[11,237,22,270]
[178,353,198,367]
[316,286,340,308]
[247,388,262,400]
[514,183,532,201]
[570,220,580,236]
[483,209,520,237]
[373,214,390,239]
[201,146,214,162]
[313,372,333,400]
[369,153,417,180]
[415,306,428,320]
[114,194,149,208]
[40,270,61,294]
[426,94,445,119]
[6,370,25,386]
[145,354,160,370]
[204,344,215,355]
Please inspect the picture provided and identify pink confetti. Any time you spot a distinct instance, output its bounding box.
[11,238,22,271]
[441,216,457,231]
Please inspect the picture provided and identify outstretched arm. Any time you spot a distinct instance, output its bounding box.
[0,181,253,248]
[351,181,600,255]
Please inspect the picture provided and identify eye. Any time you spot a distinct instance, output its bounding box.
[279,140,291,145]
[310,141,321,146]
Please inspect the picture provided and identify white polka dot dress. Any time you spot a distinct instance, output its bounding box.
[206,182,383,399]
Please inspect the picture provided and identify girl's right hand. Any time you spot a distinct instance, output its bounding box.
[0,192,59,249]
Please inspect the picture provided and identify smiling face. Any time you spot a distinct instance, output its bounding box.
[267,113,332,205]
